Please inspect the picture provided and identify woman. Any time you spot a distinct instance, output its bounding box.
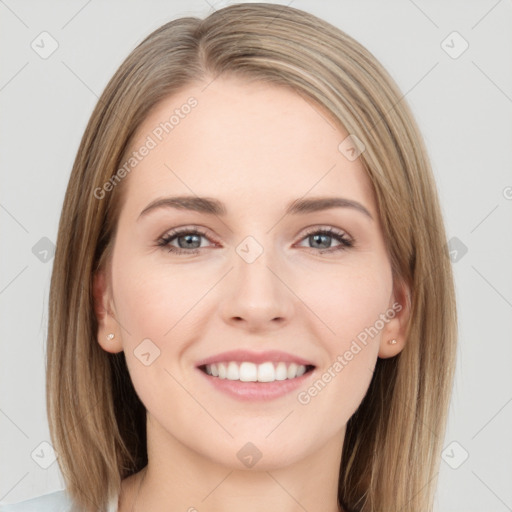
[1,3,457,511]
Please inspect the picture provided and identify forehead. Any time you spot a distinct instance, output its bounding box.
[120,76,376,219]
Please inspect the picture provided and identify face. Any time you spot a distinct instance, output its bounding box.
[94,76,408,470]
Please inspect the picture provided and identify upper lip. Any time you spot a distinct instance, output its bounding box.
[195,349,316,368]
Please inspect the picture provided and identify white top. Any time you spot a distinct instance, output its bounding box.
[0,489,118,511]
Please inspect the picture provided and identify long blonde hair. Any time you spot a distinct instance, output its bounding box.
[46,3,457,511]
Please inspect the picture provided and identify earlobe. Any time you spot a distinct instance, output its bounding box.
[378,336,402,358]
[378,279,411,359]
[92,270,123,354]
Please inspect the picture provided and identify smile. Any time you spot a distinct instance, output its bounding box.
[200,361,315,382]
[197,362,316,401]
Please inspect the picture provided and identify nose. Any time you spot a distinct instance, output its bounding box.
[219,248,295,332]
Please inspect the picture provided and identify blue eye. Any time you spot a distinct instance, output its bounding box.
[157,228,212,255]
[297,227,353,253]
[157,226,354,256]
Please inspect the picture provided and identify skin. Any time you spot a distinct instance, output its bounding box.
[93,76,410,512]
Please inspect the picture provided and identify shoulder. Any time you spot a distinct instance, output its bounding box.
[0,490,73,511]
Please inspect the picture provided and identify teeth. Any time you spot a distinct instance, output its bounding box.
[203,361,310,382]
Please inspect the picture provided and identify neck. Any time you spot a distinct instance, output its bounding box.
[122,413,345,512]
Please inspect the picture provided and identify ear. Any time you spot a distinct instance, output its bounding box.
[92,269,123,354]
[378,277,411,359]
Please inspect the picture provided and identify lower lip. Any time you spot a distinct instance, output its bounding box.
[196,367,315,401]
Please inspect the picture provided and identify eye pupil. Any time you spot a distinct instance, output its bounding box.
[179,234,201,248]
[311,233,330,249]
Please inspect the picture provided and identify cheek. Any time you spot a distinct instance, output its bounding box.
[111,251,208,343]
[110,253,201,411]
[298,261,393,347]
[294,267,390,432]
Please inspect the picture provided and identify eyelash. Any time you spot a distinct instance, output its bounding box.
[156,226,354,256]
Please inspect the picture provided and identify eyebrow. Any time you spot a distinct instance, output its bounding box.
[137,195,373,221]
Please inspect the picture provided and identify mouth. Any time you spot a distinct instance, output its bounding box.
[198,361,316,383]
[194,349,317,400]
[196,361,317,401]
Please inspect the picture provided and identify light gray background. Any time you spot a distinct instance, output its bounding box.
[1,1,511,510]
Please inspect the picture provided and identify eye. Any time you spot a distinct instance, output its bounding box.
[295,226,354,254]
[157,227,217,255]
[157,225,354,256]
